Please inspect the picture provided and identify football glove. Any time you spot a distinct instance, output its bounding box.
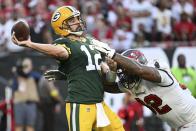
[44,70,66,81]
[91,39,116,59]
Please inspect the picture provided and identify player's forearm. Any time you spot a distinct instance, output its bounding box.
[114,53,161,82]
[113,53,142,75]
[28,42,68,60]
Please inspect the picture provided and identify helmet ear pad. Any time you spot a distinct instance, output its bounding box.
[59,20,69,31]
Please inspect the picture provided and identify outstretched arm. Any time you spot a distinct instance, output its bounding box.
[113,53,161,83]
[12,33,69,60]
[92,41,161,83]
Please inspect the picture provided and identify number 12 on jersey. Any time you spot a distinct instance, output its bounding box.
[136,94,172,115]
[80,45,101,71]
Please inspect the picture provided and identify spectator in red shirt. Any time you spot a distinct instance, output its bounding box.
[118,93,144,131]
[114,3,132,30]
[173,12,196,41]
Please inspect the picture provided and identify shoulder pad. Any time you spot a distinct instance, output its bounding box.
[53,38,72,55]
[148,59,170,72]
[53,38,71,44]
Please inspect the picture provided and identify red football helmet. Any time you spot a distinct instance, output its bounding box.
[117,49,147,91]
[121,49,148,65]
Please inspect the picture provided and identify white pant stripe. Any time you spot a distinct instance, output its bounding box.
[72,103,76,131]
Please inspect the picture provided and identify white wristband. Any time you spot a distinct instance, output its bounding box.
[106,71,116,82]
[108,49,116,59]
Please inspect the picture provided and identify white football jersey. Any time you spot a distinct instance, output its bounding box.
[129,60,196,128]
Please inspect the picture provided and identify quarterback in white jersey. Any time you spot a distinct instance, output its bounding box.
[93,44,196,131]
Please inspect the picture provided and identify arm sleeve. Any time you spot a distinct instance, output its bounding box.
[53,38,72,54]
[54,43,71,55]
[157,69,174,87]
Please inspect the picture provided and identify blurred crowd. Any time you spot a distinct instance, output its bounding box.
[1,0,196,131]
[1,0,196,55]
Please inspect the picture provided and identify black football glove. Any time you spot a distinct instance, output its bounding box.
[44,70,66,81]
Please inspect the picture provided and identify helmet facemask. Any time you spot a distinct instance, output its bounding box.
[117,68,141,90]
[61,15,86,36]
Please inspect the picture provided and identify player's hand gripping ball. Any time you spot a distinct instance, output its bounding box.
[11,20,30,41]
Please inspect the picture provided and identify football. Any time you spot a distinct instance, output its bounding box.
[11,20,30,41]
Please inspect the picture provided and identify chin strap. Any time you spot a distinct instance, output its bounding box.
[68,30,84,36]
